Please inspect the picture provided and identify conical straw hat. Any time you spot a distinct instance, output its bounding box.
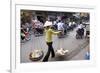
[44,21,52,27]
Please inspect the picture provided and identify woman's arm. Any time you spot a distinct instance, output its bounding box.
[50,29,60,35]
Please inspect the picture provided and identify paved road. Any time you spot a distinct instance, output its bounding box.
[71,45,89,60]
[20,28,89,63]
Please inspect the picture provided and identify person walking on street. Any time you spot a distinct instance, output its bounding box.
[43,21,61,62]
[57,20,64,38]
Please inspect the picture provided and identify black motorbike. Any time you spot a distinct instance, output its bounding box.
[76,28,84,39]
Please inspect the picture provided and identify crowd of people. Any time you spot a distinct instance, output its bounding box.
[21,14,90,43]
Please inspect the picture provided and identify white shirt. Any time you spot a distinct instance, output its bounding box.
[57,22,64,30]
[69,22,72,26]
[76,24,83,31]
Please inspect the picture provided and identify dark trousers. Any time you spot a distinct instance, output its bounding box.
[43,42,55,62]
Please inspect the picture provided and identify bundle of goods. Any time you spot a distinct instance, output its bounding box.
[56,48,69,56]
[29,49,44,61]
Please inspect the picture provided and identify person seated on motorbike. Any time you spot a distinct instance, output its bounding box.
[76,24,84,39]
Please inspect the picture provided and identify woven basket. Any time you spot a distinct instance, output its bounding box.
[29,50,44,61]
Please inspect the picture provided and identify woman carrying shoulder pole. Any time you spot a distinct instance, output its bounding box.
[43,21,61,62]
